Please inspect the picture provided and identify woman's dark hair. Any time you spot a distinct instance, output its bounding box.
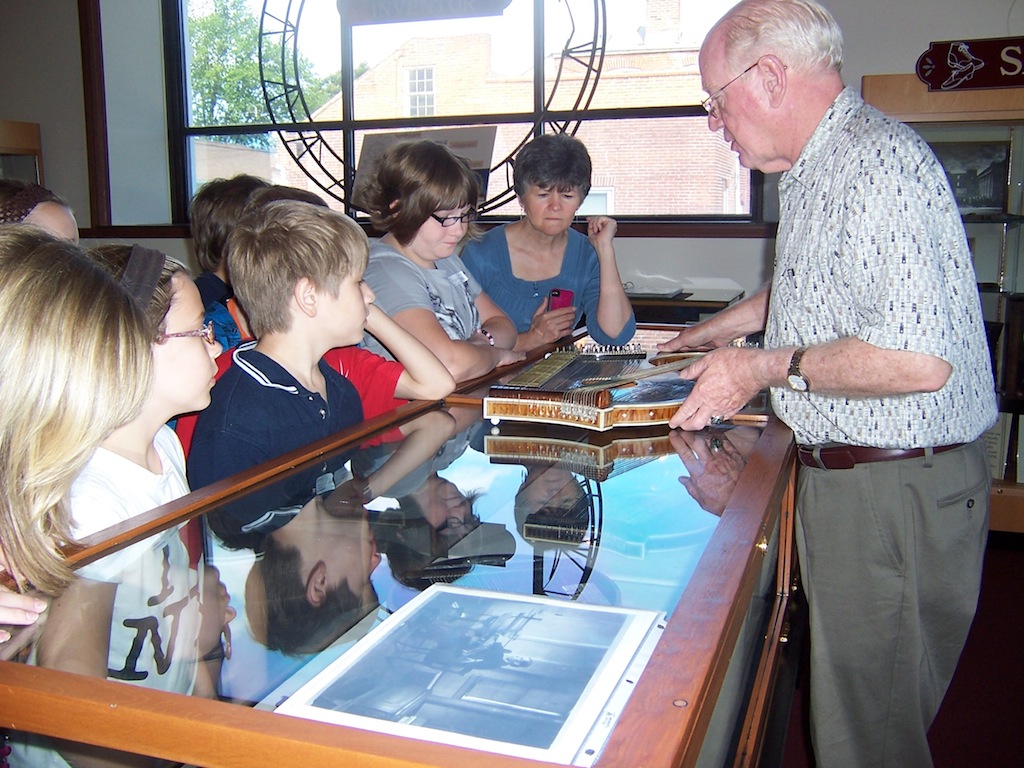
[245,184,328,211]
[513,133,593,198]
[189,174,270,273]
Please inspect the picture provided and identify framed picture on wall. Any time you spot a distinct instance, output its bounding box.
[929,141,1010,214]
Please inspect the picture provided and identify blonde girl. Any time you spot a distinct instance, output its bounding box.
[0,226,152,601]
[10,244,229,766]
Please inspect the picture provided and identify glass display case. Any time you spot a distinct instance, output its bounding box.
[0,328,797,768]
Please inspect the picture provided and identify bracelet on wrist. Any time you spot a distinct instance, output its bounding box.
[479,327,496,346]
[201,626,232,663]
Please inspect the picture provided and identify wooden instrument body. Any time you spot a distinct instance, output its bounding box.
[483,347,694,430]
[483,344,768,431]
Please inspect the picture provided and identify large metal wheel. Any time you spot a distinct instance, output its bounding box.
[258,0,606,210]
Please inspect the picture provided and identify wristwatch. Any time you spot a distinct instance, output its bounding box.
[786,347,811,392]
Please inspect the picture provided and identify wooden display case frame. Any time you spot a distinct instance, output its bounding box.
[0,363,798,768]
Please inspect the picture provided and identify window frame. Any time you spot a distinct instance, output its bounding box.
[76,0,773,238]
[404,66,436,118]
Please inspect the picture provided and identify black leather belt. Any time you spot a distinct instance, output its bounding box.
[796,443,964,470]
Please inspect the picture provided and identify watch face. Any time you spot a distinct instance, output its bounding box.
[787,374,808,392]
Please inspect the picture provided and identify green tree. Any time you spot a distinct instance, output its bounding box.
[301,64,370,115]
[187,0,351,148]
[188,0,268,148]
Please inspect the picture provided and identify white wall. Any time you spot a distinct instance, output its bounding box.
[0,0,91,223]
[615,235,775,298]
[2,0,1022,294]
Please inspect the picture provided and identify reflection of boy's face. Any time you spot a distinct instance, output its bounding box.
[276,501,381,608]
[317,512,379,609]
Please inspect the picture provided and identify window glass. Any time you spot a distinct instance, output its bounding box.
[573,117,750,218]
[350,2,536,120]
[405,68,436,117]
[180,0,749,220]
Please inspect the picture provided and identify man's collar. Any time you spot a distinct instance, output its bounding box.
[782,87,861,189]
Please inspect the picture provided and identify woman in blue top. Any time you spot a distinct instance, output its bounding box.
[462,133,635,352]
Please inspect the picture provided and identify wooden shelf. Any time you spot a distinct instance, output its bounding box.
[991,480,1024,533]
[861,74,1024,124]
[0,118,43,183]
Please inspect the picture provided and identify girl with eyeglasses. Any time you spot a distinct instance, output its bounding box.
[76,243,223,543]
[359,139,524,382]
[0,227,153,636]
[10,243,234,765]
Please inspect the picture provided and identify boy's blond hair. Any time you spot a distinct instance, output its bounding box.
[226,200,370,338]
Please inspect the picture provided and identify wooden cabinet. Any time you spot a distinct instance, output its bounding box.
[0,329,798,768]
[0,119,44,183]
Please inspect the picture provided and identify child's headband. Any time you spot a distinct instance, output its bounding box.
[120,244,166,305]
[0,184,59,224]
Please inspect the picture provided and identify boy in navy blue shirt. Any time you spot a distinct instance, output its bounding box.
[188,200,455,489]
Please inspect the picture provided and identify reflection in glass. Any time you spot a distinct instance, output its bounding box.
[514,466,605,602]
[9,522,234,764]
[175,407,760,712]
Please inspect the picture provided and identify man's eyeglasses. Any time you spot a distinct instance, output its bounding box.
[430,209,478,227]
[158,320,216,345]
[701,60,760,120]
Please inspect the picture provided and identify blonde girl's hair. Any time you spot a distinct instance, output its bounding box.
[87,243,190,339]
[0,226,154,594]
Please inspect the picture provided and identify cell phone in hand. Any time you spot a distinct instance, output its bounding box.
[548,288,574,310]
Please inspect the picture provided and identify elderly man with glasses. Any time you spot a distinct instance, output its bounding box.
[660,2,996,767]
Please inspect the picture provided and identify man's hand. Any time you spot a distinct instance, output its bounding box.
[671,427,761,515]
[668,346,765,430]
[657,323,727,353]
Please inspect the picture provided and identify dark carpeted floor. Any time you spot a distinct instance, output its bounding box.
[781,532,1024,768]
